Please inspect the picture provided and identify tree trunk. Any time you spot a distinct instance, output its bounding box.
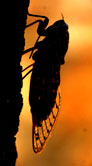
[0,0,29,165]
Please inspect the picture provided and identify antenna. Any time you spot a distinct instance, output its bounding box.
[61,13,64,20]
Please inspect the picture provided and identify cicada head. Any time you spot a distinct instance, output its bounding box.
[43,15,69,65]
[53,18,69,65]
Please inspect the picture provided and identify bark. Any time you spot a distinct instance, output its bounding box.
[0,0,29,165]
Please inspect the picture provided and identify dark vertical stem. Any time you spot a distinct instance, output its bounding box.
[0,0,29,165]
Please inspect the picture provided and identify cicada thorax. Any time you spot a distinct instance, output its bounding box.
[34,19,69,66]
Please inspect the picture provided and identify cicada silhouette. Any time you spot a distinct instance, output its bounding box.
[22,12,69,153]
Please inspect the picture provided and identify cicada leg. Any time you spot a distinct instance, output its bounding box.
[22,68,33,80]
[22,63,35,72]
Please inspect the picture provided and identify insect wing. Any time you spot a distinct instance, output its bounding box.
[32,86,61,153]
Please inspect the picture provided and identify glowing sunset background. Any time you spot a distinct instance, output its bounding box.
[16,0,92,166]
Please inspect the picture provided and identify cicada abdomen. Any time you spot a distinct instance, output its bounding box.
[29,18,69,153]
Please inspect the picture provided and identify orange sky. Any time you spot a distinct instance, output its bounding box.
[16,0,92,166]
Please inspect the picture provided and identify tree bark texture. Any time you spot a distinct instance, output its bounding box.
[0,0,29,165]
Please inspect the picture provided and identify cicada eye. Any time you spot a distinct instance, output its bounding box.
[61,20,68,30]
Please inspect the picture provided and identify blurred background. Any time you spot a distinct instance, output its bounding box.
[16,0,92,165]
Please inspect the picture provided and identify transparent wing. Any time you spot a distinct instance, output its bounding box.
[32,87,61,153]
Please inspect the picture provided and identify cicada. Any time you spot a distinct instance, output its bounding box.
[22,12,69,153]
